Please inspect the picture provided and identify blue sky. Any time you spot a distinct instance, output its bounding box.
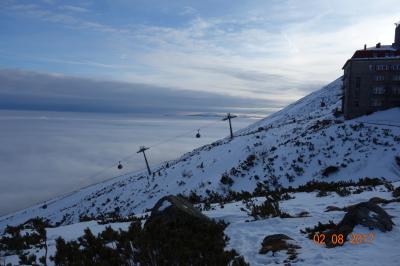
[0,0,399,112]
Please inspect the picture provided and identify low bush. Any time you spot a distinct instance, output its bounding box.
[220,174,234,186]
[52,219,249,266]
[300,220,337,239]
[322,166,339,177]
[393,187,400,198]
[250,200,281,219]
[336,187,351,197]
[396,156,400,167]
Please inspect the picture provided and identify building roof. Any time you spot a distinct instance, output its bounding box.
[342,44,400,69]
[365,45,397,51]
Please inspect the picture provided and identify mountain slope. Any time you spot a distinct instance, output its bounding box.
[3,182,400,266]
[1,77,400,230]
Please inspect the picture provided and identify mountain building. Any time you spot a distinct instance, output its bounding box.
[342,22,400,119]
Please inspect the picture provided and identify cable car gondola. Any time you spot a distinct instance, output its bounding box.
[117,161,123,170]
[195,129,201,138]
[320,98,326,108]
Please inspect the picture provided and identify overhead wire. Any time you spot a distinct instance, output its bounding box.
[148,118,222,149]
[84,116,400,184]
[83,116,226,182]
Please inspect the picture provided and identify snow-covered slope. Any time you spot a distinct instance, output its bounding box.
[1,77,400,230]
[3,182,400,266]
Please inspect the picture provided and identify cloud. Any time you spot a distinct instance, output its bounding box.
[5,3,122,33]
[0,107,262,216]
[0,68,281,114]
[59,5,89,13]
[179,6,197,16]
[0,68,283,216]
[2,0,398,114]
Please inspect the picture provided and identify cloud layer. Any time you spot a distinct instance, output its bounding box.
[2,0,398,104]
[0,68,279,114]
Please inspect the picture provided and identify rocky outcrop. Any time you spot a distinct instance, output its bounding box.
[259,234,301,262]
[325,201,394,248]
[393,186,400,198]
[146,195,209,225]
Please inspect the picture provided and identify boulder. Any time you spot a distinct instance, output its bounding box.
[325,206,344,212]
[393,187,400,198]
[368,197,390,204]
[146,195,209,225]
[344,201,394,232]
[325,201,394,248]
[259,234,301,260]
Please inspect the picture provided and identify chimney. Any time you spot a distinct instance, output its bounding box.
[364,44,367,50]
[395,22,400,48]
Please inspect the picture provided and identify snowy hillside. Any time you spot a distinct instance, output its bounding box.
[2,182,400,266]
[1,77,400,229]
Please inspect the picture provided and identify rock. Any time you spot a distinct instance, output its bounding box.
[259,234,301,260]
[368,197,389,204]
[147,195,209,225]
[325,201,394,248]
[393,187,400,198]
[321,165,339,177]
[325,206,344,212]
[296,211,310,217]
[346,201,394,231]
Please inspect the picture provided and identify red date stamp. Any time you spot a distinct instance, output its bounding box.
[348,232,375,244]
[313,232,375,245]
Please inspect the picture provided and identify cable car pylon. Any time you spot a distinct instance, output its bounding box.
[137,146,151,175]
[222,112,237,139]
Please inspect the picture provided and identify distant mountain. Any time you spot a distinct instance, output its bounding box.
[1,77,400,230]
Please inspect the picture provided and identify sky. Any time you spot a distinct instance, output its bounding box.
[0,0,399,216]
[0,0,399,111]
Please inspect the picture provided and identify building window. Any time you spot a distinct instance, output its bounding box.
[355,77,361,88]
[390,65,400,71]
[369,65,374,71]
[375,75,385,81]
[392,87,400,95]
[376,65,385,70]
[376,65,391,71]
[393,75,400,81]
[371,99,383,107]
[372,87,385,94]
[354,99,360,107]
[354,88,360,99]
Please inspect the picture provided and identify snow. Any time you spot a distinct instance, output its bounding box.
[219,186,400,266]
[158,200,172,211]
[2,220,131,266]
[355,108,400,126]
[46,220,131,242]
[1,77,399,230]
[2,184,399,266]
